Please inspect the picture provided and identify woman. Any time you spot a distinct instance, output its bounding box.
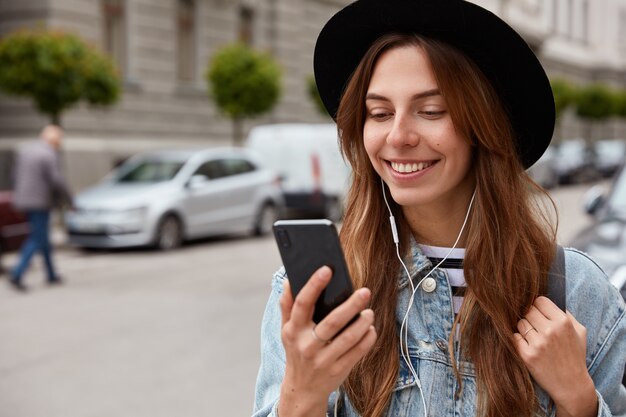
[253,1,626,416]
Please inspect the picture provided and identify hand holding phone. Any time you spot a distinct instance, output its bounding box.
[273,220,377,414]
[273,219,354,324]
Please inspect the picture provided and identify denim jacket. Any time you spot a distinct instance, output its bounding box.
[253,244,626,417]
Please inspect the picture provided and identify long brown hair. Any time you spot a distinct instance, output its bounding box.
[337,33,557,417]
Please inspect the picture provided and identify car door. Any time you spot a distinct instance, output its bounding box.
[209,158,263,229]
[183,157,261,236]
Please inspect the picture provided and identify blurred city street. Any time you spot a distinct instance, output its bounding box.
[0,0,625,415]
[0,181,602,417]
[0,233,282,417]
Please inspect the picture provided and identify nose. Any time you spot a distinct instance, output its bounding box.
[386,112,420,147]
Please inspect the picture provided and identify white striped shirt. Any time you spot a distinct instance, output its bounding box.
[418,245,466,316]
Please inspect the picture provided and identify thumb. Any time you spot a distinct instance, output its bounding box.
[279,279,294,326]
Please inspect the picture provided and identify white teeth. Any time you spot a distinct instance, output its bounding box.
[391,161,432,173]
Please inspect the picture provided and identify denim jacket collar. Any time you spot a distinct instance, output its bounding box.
[397,235,437,290]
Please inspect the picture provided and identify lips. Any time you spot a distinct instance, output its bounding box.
[389,160,436,173]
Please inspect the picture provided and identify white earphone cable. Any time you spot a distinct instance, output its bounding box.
[382,178,475,417]
[332,179,475,417]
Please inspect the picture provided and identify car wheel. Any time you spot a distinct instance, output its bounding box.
[254,203,277,236]
[155,215,183,250]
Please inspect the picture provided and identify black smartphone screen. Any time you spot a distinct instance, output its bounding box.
[273,219,354,323]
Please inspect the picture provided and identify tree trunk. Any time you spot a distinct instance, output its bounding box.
[232,117,244,147]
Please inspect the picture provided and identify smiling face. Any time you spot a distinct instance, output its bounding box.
[363,45,475,214]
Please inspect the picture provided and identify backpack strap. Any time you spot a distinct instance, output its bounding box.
[547,245,567,312]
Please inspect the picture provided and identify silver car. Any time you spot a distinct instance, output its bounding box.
[527,145,558,189]
[65,147,285,250]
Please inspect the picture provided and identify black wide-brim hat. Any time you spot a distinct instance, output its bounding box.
[314,0,555,168]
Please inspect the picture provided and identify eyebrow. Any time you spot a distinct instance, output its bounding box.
[365,88,441,102]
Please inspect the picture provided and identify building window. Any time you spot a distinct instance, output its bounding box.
[580,0,589,44]
[619,9,626,54]
[239,6,255,45]
[102,0,126,73]
[177,0,196,82]
[566,0,574,39]
[552,0,559,34]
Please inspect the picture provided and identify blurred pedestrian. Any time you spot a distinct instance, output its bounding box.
[253,1,626,416]
[8,125,73,292]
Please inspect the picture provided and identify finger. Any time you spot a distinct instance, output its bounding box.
[516,318,538,341]
[516,317,533,334]
[289,266,332,325]
[513,332,529,349]
[315,287,371,341]
[279,279,293,327]
[319,309,375,362]
[524,304,551,333]
[333,325,377,371]
[310,325,331,346]
[534,296,566,320]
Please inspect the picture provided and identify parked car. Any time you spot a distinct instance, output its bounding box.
[527,145,558,189]
[570,164,626,282]
[246,123,351,221]
[594,139,626,178]
[570,164,626,385]
[65,148,285,250]
[553,139,598,184]
[0,191,29,273]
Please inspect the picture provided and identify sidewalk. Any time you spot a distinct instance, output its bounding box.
[51,225,69,249]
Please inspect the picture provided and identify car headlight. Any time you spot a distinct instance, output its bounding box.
[114,206,148,222]
[104,207,148,234]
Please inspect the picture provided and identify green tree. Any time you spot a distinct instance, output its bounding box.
[552,78,577,118]
[550,78,577,143]
[613,90,626,119]
[0,29,120,125]
[575,83,614,142]
[307,74,328,117]
[206,43,282,146]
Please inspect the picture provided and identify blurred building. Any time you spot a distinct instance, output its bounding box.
[0,0,625,190]
[475,0,626,142]
[0,0,338,190]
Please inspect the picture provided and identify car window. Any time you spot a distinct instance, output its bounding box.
[609,169,626,212]
[596,141,626,157]
[192,158,256,180]
[194,160,226,179]
[116,160,184,183]
[559,143,583,156]
[221,158,256,176]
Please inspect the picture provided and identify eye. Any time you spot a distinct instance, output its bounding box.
[418,110,446,119]
[368,111,392,121]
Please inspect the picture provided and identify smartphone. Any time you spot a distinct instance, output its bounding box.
[273,219,354,324]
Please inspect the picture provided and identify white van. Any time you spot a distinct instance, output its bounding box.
[246,123,351,220]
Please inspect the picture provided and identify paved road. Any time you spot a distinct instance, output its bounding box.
[0,182,602,417]
[0,235,283,417]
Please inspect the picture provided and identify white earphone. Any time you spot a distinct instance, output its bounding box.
[333,178,475,417]
[382,177,475,417]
